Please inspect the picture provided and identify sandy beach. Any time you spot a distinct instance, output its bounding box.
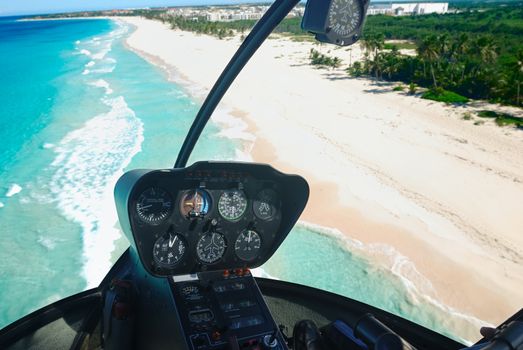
[119,17,523,333]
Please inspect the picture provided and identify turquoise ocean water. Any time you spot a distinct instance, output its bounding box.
[0,17,480,342]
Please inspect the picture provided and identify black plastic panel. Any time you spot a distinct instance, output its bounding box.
[171,270,287,350]
[114,162,309,277]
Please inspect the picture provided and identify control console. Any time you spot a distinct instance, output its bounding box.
[170,269,287,350]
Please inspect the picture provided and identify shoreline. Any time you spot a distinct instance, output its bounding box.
[17,16,110,22]
[117,16,523,338]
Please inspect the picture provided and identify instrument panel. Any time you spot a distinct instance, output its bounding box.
[114,161,309,276]
[170,270,287,350]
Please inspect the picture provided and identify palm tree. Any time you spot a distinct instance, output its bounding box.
[418,35,440,88]
[382,49,401,80]
[514,50,523,105]
[476,37,498,65]
[437,34,451,60]
[361,32,384,59]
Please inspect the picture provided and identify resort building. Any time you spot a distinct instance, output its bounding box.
[367,2,449,16]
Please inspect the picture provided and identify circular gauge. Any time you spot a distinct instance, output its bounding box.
[235,230,262,262]
[136,187,173,225]
[196,231,226,264]
[180,284,203,301]
[179,189,212,218]
[328,0,363,36]
[253,189,278,221]
[218,189,247,221]
[153,233,186,268]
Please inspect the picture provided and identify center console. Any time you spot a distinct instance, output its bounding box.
[171,269,287,350]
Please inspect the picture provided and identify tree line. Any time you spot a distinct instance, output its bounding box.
[143,3,522,106]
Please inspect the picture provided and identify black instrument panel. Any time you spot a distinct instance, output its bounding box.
[114,161,309,276]
[171,270,287,350]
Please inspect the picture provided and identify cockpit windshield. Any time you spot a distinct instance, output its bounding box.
[0,0,522,346]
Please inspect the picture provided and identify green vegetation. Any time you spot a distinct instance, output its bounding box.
[349,4,523,107]
[393,85,405,92]
[477,110,523,127]
[462,112,473,120]
[152,16,306,39]
[346,61,364,77]
[422,87,469,104]
[158,16,236,38]
[309,49,341,68]
[384,42,417,51]
[408,82,417,95]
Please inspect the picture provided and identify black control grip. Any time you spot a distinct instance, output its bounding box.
[480,321,523,350]
[353,314,416,350]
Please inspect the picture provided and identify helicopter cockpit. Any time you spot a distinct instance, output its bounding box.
[0,0,522,350]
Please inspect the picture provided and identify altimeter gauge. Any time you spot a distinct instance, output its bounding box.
[196,231,226,264]
[218,189,248,222]
[136,187,173,225]
[235,230,262,262]
[153,233,186,268]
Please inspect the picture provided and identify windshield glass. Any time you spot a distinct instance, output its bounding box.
[1,1,522,345]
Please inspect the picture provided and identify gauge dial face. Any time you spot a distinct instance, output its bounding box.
[253,189,277,221]
[196,232,226,264]
[218,189,247,221]
[136,187,173,225]
[235,230,262,262]
[153,233,186,268]
[328,0,362,36]
[180,189,212,218]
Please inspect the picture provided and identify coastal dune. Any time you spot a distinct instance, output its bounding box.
[120,17,523,335]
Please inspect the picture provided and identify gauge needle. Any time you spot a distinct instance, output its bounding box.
[248,231,252,243]
[169,235,177,248]
[204,237,213,251]
[139,204,153,210]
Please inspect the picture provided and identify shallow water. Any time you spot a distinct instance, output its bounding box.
[0,17,237,327]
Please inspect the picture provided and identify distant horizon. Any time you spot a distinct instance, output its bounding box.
[0,0,519,16]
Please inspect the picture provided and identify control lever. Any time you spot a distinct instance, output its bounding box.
[263,328,279,349]
[353,314,416,350]
[476,321,523,350]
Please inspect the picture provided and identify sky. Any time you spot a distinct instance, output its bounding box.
[0,0,270,16]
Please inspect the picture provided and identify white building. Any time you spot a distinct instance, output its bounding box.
[392,2,448,15]
[368,2,448,16]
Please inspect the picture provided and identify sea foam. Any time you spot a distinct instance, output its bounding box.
[41,143,55,149]
[49,95,144,287]
[0,202,4,208]
[5,184,22,197]
[296,220,491,340]
[89,79,113,95]
[37,236,57,250]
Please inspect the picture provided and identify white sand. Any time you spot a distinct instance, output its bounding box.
[120,17,523,329]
